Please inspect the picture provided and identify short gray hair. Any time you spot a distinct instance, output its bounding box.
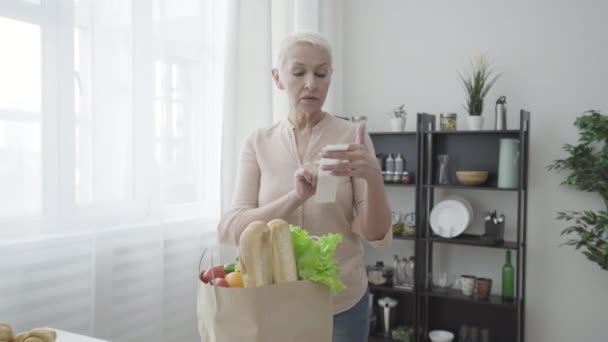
[275,31,333,70]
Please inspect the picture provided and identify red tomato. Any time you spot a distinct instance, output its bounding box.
[200,266,225,283]
[214,278,230,287]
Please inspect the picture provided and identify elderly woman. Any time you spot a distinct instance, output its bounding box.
[217,32,392,342]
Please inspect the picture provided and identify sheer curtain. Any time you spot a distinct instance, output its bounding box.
[0,0,344,339]
[0,0,230,341]
[0,0,229,237]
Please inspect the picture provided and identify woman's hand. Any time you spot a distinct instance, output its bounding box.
[319,123,381,183]
[292,162,319,201]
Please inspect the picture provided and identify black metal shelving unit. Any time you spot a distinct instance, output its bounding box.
[367,111,529,342]
[367,131,419,341]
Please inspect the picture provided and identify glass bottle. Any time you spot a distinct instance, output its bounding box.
[395,153,404,174]
[459,325,469,342]
[384,154,394,182]
[469,326,479,342]
[480,328,490,342]
[393,153,404,182]
[392,255,400,285]
[437,154,450,184]
[405,257,415,288]
[502,250,515,301]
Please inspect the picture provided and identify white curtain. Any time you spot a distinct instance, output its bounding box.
[270,0,345,122]
[0,0,229,238]
[0,0,344,339]
[0,0,229,341]
[218,0,345,262]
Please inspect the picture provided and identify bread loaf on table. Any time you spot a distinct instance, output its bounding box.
[0,323,13,341]
[24,338,46,342]
[28,328,56,342]
[267,219,298,283]
[13,332,29,342]
[239,221,273,287]
[0,324,55,342]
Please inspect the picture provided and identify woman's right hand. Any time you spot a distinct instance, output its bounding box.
[292,162,319,201]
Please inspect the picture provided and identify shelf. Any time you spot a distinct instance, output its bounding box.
[369,334,401,342]
[384,182,416,188]
[366,113,529,341]
[368,333,400,342]
[423,184,520,191]
[394,234,416,241]
[424,234,519,250]
[369,284,414,294]
[370,131,417,136]
[422,288,516,310]
[427,129,520,136]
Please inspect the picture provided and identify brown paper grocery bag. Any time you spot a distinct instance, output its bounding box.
[197,280,333,342]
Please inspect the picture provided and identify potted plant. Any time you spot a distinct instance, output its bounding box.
[388,104,407,132]
[547,110,608,270]
[458,55,501,130]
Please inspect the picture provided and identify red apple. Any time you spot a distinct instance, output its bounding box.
[200,266,225,283]
[214,278,229,287]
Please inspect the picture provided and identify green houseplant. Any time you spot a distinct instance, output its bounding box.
[547,110,608,270]
[458,55,501,130]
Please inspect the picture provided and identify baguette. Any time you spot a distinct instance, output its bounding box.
[239,221,273,287]
[268,219,298,283]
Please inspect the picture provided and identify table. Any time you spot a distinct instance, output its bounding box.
[52,329,110,342]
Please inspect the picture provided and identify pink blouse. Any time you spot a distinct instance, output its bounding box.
[218,114,392,314]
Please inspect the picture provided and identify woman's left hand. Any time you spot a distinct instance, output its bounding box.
[319,123,382,183]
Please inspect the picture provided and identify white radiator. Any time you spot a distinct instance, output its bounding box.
[0,235,94,335]
[0,219,217,342]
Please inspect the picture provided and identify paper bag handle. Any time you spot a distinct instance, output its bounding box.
[198,247,220,280]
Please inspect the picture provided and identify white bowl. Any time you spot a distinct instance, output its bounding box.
[429,330,454,342]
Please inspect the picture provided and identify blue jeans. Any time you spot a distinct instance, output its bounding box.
[333,287,370,342]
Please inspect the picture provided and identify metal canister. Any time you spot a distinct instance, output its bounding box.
[495,96,507,130]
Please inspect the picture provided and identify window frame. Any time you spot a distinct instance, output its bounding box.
[0,0,218,241]
[0,0,60,238]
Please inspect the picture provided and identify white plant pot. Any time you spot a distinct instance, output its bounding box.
[467,116,484,130]
[390,117,406,132]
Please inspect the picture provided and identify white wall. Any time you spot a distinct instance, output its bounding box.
[343,1,608,341]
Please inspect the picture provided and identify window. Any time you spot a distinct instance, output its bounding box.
[0,16,42,217]
[1,0,223,237]
[153,60,201,204]
[72,0,134,205]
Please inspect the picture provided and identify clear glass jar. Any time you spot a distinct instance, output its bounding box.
[396,258,408,285]
[440,113,457,131]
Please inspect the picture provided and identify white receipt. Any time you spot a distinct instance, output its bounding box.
[315,144,349,203]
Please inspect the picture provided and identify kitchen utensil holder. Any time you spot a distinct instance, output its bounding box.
[483,220,505,243]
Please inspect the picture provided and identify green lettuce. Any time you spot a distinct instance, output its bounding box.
[290,225,346,294]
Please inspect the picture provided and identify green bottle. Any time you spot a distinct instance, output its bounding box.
[502,251,515,301]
